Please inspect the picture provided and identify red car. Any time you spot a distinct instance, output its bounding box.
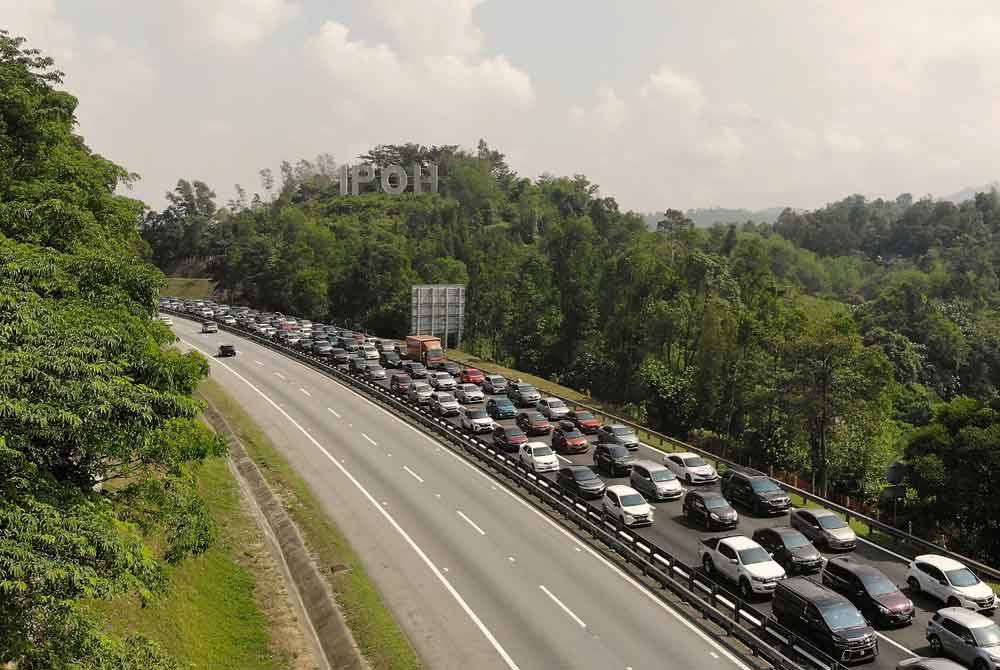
[552,422,589,453]
[516,410,552,436]
[460,368,486,385]
[493,425,527,452]
[567,409,601,434]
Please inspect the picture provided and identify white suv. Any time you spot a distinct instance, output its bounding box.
[602,485,654,527]
[518,442,558,473]
[907,554,998,614]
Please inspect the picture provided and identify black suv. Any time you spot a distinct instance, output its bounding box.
[380,351,402,368]
[402,361,427,379]
[593,443,634,477]
[821,557,915,628]
[721,469,791,516]
[771,578,878,664]
[682,490,738,530]
[751,526,823,575]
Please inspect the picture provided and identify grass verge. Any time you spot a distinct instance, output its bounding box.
[198,377,423,670]
[163,277,215,299]
[90,455,292,670]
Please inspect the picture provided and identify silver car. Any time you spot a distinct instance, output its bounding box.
[629,460,683,501]
[455,383,485,404]
[431,391,460,416]
[926,607,1000,669]
[407,382,433,405]
[789,508,857,550]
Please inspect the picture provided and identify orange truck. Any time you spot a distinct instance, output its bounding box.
[405,335,444,367]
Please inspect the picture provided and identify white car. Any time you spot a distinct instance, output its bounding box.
[602,485,654,527]
[663,452,719,485]
[698,535,786,597]
[362,344,379,360]
[537,397,570,420]
[429,371,456,391]
[455,383,485,404]
[460,407,494,434]
[221,316,237,326]
[907,555,998,614]
[519,442,559,472]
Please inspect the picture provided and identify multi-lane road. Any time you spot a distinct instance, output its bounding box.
[173,315,759,670]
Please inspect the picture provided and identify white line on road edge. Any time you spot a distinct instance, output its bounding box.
[361,433,377,446]
[255,360,263,366]
[179,338,522,670]
[274,372,285,380]
[539,585,586,628]
[403,465,424,483]
[456,510,486,536]
[300,388,311,397]
[327,407,341,419]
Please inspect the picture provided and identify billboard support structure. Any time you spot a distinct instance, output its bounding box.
[411,284,465,349]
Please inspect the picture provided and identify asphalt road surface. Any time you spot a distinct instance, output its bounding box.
[174,316,756,670]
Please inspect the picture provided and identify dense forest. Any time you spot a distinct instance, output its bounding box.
[142,143,1000,565]
[0,31,222,668]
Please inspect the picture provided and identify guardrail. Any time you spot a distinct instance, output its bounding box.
[165,308,846,670]
[450,356,1000,585]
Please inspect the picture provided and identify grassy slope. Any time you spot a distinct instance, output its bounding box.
[163,277,215,299]
[198,377,423,670]
[91,455,290,670]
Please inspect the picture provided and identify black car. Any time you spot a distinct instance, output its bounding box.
[507,382,541,407]
[772,578,878,663]
[593,443,634,477]
[348,355,368,374]
[402,361,427,379]
[437,361,461,376]
[486,397,517,420]
[380,351,402,368]
[683,491,738,530]
[721,469,791,515]
[556,465,606,499]
[821,557,914,627]
[330,347,349,364]
[217,344,236,357]
[751,526,824,575]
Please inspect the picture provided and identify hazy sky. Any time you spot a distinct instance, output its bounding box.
[5,1,1000,212]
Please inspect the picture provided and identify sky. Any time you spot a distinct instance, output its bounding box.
[5,1,1000,213]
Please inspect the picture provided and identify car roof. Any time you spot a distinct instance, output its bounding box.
[720,536,760,551]
[606,484,640,495]
[525,441,549,450]
[779,577,845,605]
[938,607,995,628]
[827,556,885,579]
[916,554,967,571]
[695,491,726,500]
[564,464,593,473]
[607,423,629,429]
[768,526,806,539]
[809,509,840,519]
[632,459,668,471]
[672,451,698,458]
[543,396,562,402]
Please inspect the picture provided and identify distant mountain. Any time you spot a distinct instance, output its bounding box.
[641,206,788,231]
[942,181,999,204]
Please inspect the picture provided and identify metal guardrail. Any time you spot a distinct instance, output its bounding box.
[451,356,1000,584]
[164,308,844,670]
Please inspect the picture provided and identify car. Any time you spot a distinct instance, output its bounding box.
[486,397,517,420]
[663,452,719,485]
[363,364,387,381]
[361,344,379,360]
[893,657,967,670]
[907,555,998,614]
[698,535,786,598]
[516,410,552,436]
[402,361,428,379]
[566,409,601,433]
[330,348,349,364]
[593,443,635,477]
[436,361,461,377]
[482,375,508,395]
[492,425,528,453]
[428,371,457,391]
[789,508,857,551]
[551,422,589,454]
[556,465,606,499]
[629,460,683,501]
[313,342,334,357]
[772,577,878,663]
[158,315,174,326]
[821,556,914,627]
[596,424,639,451]
[406,382,433,405]
[460,406,494,433]
[519,441,559,473]
[390,373,412,395]
[507,382,541,407]
[460,368,486,385]
[926,608,1000,669]
[376,339,398,354]
[455,383,485,404]
[536,397,570,420]
[683,490,738,530]
[721,469,791,515]
[201,321,218,333]
[430,391,460,417]
[602,485,654,527]
[217,344,236,357]
[348,355,368,374]
[221,315,237,326]
[751,526,824,575]
[380,351,402,368]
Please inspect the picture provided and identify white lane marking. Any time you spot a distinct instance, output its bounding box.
[178,338,522,670]
[539,585,587,628]
[557,454,572,463]
[876,629,917,656]
[300,387,311,397]
[361,433,377,446]
[274,372,286,380]
[710,652,719,659]
[255,360,263,366]
[327,407,342,419]
[456,510,486,536]
[508,556,516,563]
[403,465,424,483]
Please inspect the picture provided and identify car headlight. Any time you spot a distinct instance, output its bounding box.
[709,512,720,520]
[751,575,770,582]
[876,605,890,615]
[622,512,634,522]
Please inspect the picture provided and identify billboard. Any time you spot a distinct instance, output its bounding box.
[411,284,465,348]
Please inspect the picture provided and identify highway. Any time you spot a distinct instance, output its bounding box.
[172,315,757,670]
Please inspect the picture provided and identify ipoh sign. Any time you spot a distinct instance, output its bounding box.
[339,163,439,195]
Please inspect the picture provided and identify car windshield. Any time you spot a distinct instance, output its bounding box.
[751,478,782,493]
[468,409,487,419]
[563,429,582,438]
[817,514,847,530]
[396,375,411,382]
[488,376,504,383]
[651,470,676,482]
[548,399,566,408]
[575,411,594,420]
[461,384,477,392]
[505,427,524,436]
[439,394,455,403]
[574,469,597,481]
[608,446,629,457]
[619,493,645,507]
[530,414,546,422]
[495,399,513,407]
[521,385,537,393]
[974,623,1000,647]
[820,603,866,631]
[410,363,425,370]
[781,531,811,549]
[738,547,771,565]
[683,456,707,467]
[704,497,729,510]
[413,383,430,392]
[946,567,981,587]
[611,426,632,436]
[531,446,553,456]
[860,573,897,596]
